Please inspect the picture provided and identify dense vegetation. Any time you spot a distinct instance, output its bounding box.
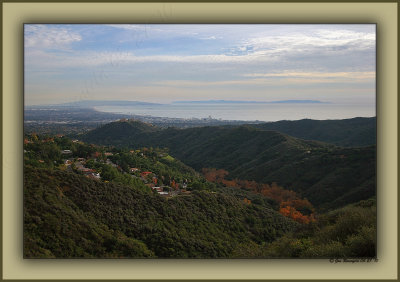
[24,165,298,258]
[24,163,376,258]
[24,134,303,258]
[82,120,376,210]
[252,117,376,147]
[24,115,377,258]
[263,198,376,258]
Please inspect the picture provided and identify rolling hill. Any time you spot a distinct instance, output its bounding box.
[24,165,297,258]
[82,120,376,210]
[252,117,376,147]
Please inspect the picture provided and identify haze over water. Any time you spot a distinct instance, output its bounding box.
[94,102,375,122]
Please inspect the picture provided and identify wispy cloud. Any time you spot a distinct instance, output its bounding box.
[152,71,375,88]
[24,24,82,50]
[24,50,278,70]
[24,24,376,106]
[235,29,375,60]
[200,36,218,40]
[244,71,375,80]
[106,24,143,30]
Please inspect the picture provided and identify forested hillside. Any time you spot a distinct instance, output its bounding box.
[82,120,376,210]
[24,126,376,258]
[24,165,298,258]
[252,117,376,147]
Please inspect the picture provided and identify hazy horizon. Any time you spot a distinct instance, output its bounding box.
[25,24,376,119]
[26,98,333,106]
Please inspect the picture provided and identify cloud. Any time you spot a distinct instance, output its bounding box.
[24,49,279,70]
[24,24,82,50]
[151,71,375,88]
[244,71,375,80]
[200,36,217,40]
[106,24,143,30]
[24,24,375,75]
[235,28,375,60]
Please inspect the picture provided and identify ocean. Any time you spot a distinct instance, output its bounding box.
[93,103,375,122]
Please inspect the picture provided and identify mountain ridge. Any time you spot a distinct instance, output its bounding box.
[82,119,376,210]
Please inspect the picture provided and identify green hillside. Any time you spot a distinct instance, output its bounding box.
[252,117,376,147]
[263,198,376,258]
[82,120,376,210]
[24,165,298,258]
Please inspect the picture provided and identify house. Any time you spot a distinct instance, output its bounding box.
[91,152,101,158]
[151,186,163,193]
[141,171,152,178]
[104,152,113,156]
[87,172,101,180]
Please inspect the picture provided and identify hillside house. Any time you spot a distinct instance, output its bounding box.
[151,186,163,193]
[87,172,101,180]
[92,152,101,158]
[141,171,153,178]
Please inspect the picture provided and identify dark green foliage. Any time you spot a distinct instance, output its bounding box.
[264,198,376,258]
[24,166,298,258]
[24,118,377,258]
[252,117,376,147]
[24,167,155,258]
[82,120,376,210]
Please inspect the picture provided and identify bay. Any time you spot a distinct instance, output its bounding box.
[93,102,375,122]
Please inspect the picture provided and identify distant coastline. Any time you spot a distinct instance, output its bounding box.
[26,99,330,108]
[24,99,375,122]
[172,99,329,104]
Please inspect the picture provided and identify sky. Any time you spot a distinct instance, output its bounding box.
[24,24,376,106]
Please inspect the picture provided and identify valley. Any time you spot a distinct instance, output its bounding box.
[23,115,377,258]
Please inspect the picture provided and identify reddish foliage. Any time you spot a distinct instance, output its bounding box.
[202,167,316,224]
[243,198,252,204]
[202,168,229,182]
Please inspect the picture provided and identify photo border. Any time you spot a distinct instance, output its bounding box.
[2,1,398,281]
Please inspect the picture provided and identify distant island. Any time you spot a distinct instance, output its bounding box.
[172,100,329,104]
[268,100,329,104]
[26,99,330,108]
